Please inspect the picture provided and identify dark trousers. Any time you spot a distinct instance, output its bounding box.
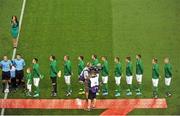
[2,71,10,92]
[11,78,17,89]
[51,77,57,93]
[16,70,24,87]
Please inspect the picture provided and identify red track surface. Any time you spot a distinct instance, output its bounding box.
[0,99,167,115]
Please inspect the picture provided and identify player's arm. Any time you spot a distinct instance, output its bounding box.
[80,64,84,72]
[168,65,172,76]
[104,63,109,74]
[119,65,122,76]
[35,66,40,77]
[155,65,160,77]
[52,64,58,75]
[67,62,72,75]
[23,59,26,67]
[130,64,133,75]
[140,62,143,74]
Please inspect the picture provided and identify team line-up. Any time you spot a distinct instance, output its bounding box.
[0,54,172,99]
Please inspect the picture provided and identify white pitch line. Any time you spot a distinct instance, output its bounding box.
[1,0,27,115]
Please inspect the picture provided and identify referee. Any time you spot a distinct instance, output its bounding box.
[13,54,25,88]
[0,55,12,93]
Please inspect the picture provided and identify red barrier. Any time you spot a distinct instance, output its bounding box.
[0,98,167,115]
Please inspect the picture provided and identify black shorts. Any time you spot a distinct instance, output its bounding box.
[50,77,57,83]
[16,70,24,80]
[2,71,10,80]
[88,90,96,100]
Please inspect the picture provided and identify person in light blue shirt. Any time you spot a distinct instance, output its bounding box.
[10,64,17,91]
[0,56,12,93]
[13,54,25,87]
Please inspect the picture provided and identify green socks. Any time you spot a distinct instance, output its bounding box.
[67,84,71,92]
[153,86,158,95]
[35,86,40,94]
[137,84,142,92]
[128,84,132,92]
[102,83,108,93]
[116,85,121,93]
[166,85,170,93]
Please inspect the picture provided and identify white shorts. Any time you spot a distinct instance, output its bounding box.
[27,84,32,92]
[126,76,133,85]
[102,76,108,84]
[152,78,159,87]
[33,78,40,87]
[136,74,143,83]
[115,76,121,85]
[64,75,71,84]
[165,78,171,86]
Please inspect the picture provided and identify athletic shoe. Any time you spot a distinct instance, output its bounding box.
[96,92,99,96]
[168,93,172,97]
[135,88,140,92]
[165,93,172,97]
[4,89,9,93]
[126,92,132,96]
[33,94,39,97]
[26,92,31,96]
[136,92,142,96]
[115,92,121,97]
[154,95,158,99]
[79,88,83,91]
[102,92,108,96]
[51,92,54,96]
[53,93,57,97]
[78,91,83,95]
[66,92,71,96]
[114,89,118,92]
[126,89,130,92]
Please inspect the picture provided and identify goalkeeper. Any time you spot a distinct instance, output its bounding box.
[49,55,61,97]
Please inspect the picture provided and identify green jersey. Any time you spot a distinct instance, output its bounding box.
[26,73,32,84]
[32,63,40,78]
[101,60,109,76]
[126,62,133,76]
[78,60,85,75]
[92,59,99,66]
[164,63,172,78]
[11,22,19,38]
[64,60,72,76]
[50,60,58,77]
[114,62,122,77]
[136,59,143,75]
[152,64,159,79]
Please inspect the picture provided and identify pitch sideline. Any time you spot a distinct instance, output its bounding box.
[0,98,167,115]
[0,0,27,115]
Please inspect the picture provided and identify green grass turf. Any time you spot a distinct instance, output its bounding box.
[0,0,180,115]
[0,0,23,99]
[0,0,22,56]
